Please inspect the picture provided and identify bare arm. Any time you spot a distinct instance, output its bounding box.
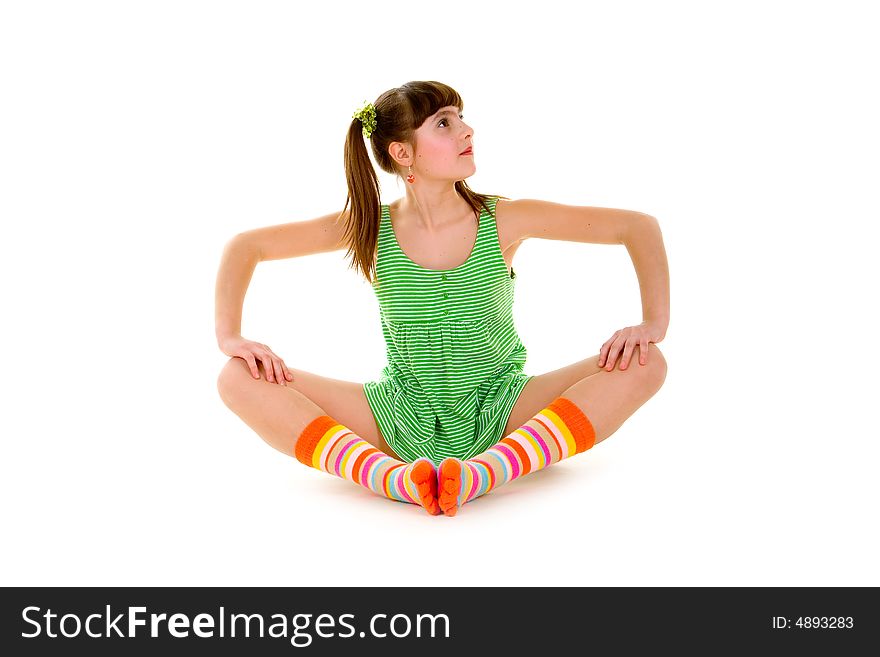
[500,198,669,330]
[214,210,347,349]
[501,198,670,369]
[215,236,260,349]
[623,215,670,338]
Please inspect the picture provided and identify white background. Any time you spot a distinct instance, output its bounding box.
[2,0,877,587]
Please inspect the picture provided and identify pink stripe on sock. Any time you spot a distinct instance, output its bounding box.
[536,413,568,460]
[521,425,552,467]
[492,443,520,479]
[333,438,361,476]
[320,430,353,471]
[360,452,384,488]
[344,443,374,481]
[464,462,480,503]
[390,465,416,503]
[535,416,564,461]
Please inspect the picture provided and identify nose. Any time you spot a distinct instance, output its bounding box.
[460,120,473,141]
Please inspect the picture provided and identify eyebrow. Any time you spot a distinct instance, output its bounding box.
[434,108,463,118]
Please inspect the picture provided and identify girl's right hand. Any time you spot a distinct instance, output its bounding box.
[219,335,294,385]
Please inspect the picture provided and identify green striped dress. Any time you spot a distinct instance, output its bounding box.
[363,195,534,465]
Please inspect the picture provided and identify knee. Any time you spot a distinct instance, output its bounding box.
[641,343,668,391]
[217,357,252,407]
[621,343,666,392]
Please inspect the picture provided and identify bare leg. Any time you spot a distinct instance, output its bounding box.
[558,343,667,446]
[217,357,405,458]
[217,357,440,513]
[217,358,328,457]
[438,344,668,515]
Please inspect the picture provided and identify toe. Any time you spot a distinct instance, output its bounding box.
[409,459,442,516]
[438,458,463,517]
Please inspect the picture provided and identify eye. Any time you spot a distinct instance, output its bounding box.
[438,114,464,127]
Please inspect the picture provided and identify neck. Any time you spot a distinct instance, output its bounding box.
[397,184,468,232]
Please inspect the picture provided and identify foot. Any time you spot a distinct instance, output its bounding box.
[438,458,464,517]
[409,458,441,516]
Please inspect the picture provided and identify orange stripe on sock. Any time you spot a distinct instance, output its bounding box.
[294,415,339,467]
[351,446,380,482]
[548,397,596,453]
[501,436,532,476]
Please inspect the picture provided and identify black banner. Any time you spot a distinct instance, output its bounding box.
[1,587,875,655]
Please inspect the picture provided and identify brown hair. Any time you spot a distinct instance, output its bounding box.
[340,80,505,285]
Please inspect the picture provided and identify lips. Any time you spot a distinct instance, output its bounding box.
[460,148,473,155]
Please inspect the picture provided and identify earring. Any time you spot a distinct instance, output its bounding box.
[406,166,415,184]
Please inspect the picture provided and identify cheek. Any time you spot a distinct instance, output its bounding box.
[423,141,446,157]
[417,144,451,165]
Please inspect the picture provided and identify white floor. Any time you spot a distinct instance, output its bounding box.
[5,338,877,587]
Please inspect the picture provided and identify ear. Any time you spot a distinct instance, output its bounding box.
[387,141,413,168]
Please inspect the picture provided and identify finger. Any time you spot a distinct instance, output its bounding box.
[620,340,636,370]
[272,358,285,385]
[605,339,624,371]
[639,338,648,365]
[598,333,617,367]
[283,364,293,382]
[244,354,260,379]
[604,351,618,371]
[598,342,608,367]
[261,353,275,382]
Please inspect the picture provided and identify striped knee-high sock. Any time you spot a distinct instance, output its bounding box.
[438,397,596,516]
[294,415,440,515]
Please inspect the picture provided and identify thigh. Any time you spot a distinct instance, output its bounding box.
[222,357,404,460]
[502,354,604,436]
[283,364,406,460]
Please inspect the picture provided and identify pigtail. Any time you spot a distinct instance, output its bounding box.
[341,117,382,285]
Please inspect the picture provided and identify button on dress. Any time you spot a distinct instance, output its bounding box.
[363,196,534,465]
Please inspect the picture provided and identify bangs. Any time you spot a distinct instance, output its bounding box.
[402,81,464,130]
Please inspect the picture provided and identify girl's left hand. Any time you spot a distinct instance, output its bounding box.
[597,321,666,371]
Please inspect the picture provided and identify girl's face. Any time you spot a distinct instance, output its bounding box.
[411,105,475,181]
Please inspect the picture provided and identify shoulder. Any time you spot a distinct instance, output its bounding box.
[493,195,528,219]
[492,196,530,244]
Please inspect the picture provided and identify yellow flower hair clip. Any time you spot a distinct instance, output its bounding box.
[353,100,377,139]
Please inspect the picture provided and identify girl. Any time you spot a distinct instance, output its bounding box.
[215,80,669,517]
